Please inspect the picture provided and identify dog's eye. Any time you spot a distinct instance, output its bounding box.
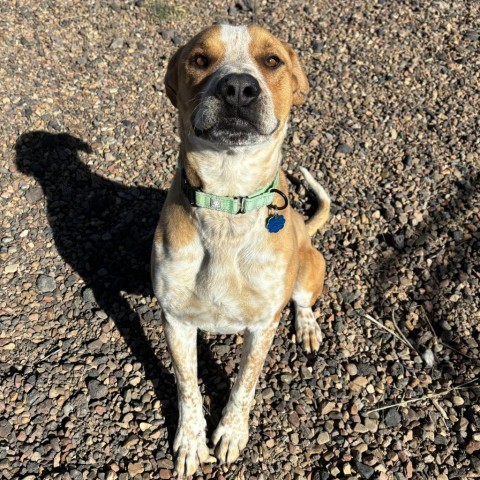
[193,54,209,68]
[264,55,282,69]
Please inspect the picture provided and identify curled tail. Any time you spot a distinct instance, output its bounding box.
[299,167,331,236]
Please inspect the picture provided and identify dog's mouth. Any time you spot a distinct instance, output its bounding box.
[192,113,278,146]
[194,115,257,135]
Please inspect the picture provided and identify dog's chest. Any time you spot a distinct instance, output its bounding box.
[154,214,287,333]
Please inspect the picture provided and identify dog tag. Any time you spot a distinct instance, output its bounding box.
[266,213,285,233]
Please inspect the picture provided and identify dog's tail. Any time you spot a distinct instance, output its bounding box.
[299,167,331,236]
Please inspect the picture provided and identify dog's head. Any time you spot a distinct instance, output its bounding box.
[165,25,309,147]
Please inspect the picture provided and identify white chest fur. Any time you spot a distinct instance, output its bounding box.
[152,209,287,334]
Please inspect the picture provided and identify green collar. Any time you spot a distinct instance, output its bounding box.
[181,169,280,215]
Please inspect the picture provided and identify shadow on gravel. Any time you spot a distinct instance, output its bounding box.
[371,168,480,373]
[14,131,230,447]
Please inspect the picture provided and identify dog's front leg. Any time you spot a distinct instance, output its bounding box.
[212,318,279,463]
[164,316,209,477]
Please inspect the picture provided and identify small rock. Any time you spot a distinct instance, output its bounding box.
[26,186,43,203]
[385,409,401,427]
[464,30,479,40]
[335,143,353,155]
[422,349,434,367]
[4,264,19,274]
[452,395,464,406]
[139,422,152,431]
[466,441,480,454]
[82,288,96,303]
[316,432,330,445]
[123,434,139,448]
[354,423,369,433]
[365,417,378,433]
[439,320,451,331]
[353,376,368,387]
[127,462,144,476]
[157,459,174,469]
[346,364,358,376]
[87,379,108,400]
[281,373,293,384]
[312,40,322,52]
[110,37,125,49]
[355,461,374,479]
[289,412,300,428]
[0,420,13,439]
[36,274,56,293]
[161,30,176,41]
[321,401,336,415]
[262,388,274,400]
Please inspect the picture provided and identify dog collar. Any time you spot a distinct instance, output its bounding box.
[181,169,281,215]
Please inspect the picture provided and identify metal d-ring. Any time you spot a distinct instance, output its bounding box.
[268,189,288,211]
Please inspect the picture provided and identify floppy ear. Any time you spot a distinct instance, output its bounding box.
[164,46,184,108]
[283,43,309,105]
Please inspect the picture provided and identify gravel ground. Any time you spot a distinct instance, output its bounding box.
[1,1,480,479]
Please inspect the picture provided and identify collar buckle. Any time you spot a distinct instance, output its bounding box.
[236,196,246,214]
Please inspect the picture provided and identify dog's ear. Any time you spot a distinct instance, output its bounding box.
[283,42,309,105]
[164,46,184,108]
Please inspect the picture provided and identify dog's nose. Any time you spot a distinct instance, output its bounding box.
[216,73,260,107]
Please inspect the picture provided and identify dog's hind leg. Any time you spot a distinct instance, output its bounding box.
[292,244,326,353]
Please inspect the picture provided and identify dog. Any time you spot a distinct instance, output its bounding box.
[151,24,330,477]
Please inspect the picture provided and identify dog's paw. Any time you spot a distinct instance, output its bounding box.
[212,410,249,464]
[295,306,322,353]
[173,422,210,478]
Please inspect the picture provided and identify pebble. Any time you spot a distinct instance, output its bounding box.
[157,459,174,469]
[4,264,19,274]
[123,434,139,448]
[36,274,56,292]
[262,388,274,399]
[109,37,125,49]
[385,409,402,427]
[346,364,357,376]
[321,401,336,415]
[354,423,369,433]
[335,143,353,155]
[365,417,378,433]
[139,422,152,431]
[0,420,13,439]
[25,186,43,203]
[316,432,330,445]
[355,461,374,479]
[87,380,108,400]
[289,412,300,428]
[127,463,144,476]
[466,441,480,454]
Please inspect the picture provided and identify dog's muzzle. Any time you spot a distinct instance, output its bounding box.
[191,71,278,146]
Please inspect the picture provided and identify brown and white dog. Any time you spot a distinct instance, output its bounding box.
[151,24,330,477]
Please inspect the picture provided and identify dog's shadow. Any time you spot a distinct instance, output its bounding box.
[14,131,230,448]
